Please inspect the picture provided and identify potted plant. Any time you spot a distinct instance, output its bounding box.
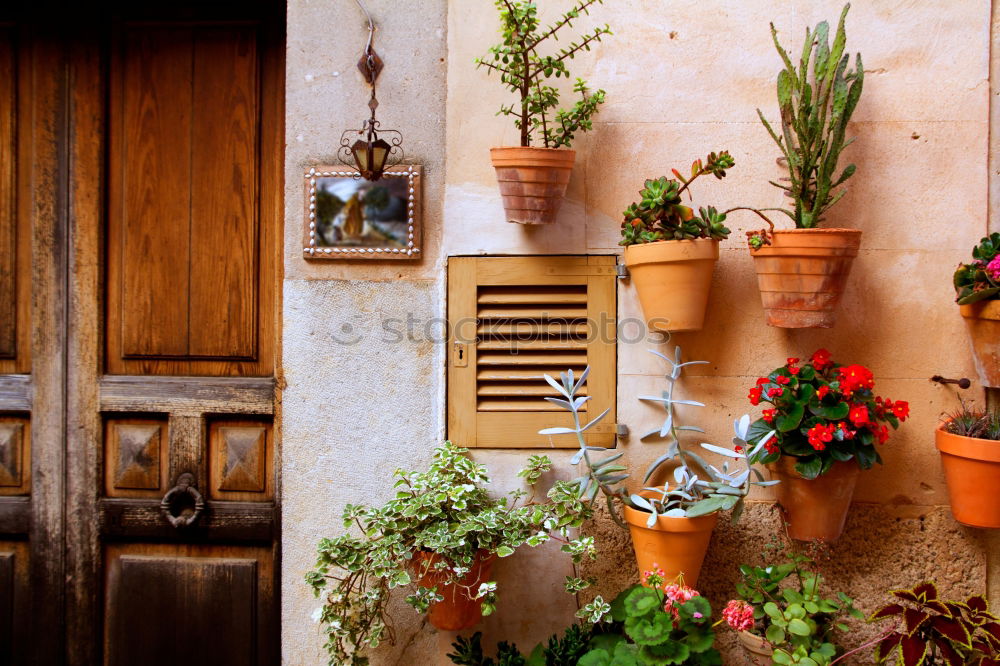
[722,550,863,666]
[306,442,595,664]
[745,350,909,542]
[935,401,1000,528]
[579,578,722,665]
[953,233,1000,386]
[747,4,865,328]
[476,0,610,225]
[870,582,1000,665]
[448,621,607,665]
[619,153,736,332]
[541,349,778,588]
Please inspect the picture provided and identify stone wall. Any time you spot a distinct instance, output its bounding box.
[281,0,999,663]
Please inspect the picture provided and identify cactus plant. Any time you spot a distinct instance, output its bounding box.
[758,3,864,229]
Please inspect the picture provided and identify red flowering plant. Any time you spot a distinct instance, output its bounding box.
[745,349,909,479]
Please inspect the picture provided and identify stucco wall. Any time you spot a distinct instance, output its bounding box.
[283,0,998,663]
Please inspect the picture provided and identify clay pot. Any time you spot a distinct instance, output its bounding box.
[623,503,718,588]
[489,146,575,225]
[960,301,1000,387]
[748,228,862,328]
[737,630,773,666]
[623,239,719,332]
[936,424,1000,528]
[768,457,861,542]
[412,550,496,631]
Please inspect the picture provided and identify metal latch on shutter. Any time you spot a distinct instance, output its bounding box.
[615,423,629,437]
[615,265,629,279]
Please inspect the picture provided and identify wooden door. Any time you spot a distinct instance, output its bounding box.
[0,4,284,664]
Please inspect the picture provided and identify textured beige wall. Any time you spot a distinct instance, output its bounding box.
[283,0,998,663]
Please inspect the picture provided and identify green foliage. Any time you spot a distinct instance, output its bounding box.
[448,625,598,666]
[619,152,735,245]
[944,400,1000,441]
[540,349,777,528]
[579,585,722,666]
[954,233,1000,305]
[307,442,594,664]
[758,4,863,229]
[870,581,1000,666]
[476,0,610,148]
[730,550,862,665]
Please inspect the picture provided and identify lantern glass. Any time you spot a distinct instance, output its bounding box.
[350,139,369,172]
[370,138,391,176]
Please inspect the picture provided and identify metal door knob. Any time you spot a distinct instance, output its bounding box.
[160,472,205,528]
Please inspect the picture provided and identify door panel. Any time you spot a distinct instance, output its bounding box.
[0,540,28,664]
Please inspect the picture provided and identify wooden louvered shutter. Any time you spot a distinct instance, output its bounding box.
[448,256,617,448]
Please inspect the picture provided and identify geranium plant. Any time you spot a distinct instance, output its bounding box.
[619,152,735,245]
[306,442,595,665]
[746,349,909,479]
[953,233,1000,305]
[723,550,863,665]
[579,574,722,665]
[870,582,1000,665]
[476,0,610,148]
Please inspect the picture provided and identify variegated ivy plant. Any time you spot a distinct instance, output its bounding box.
[539,348,779,529]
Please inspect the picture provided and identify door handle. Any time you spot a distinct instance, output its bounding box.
[160,472,205,528]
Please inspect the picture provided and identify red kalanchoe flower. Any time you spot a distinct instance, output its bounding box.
[748,387,762,406]
[767,387,783,398]
[762,408,776,424]
[891,400,910,421]
[723,600,755,632]
[817,385,830,400]
[774,375,791,385]
[807,423,835,451]
[837,364,875,393]
[811,348,832,370]
[848,404,870,427]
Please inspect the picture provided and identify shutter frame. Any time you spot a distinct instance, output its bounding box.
[447,256,617,449]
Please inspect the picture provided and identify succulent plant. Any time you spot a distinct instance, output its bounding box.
[954,233,1000,305]
[476,0,610,148]
[619,153,735,245]
[758,4,863,229]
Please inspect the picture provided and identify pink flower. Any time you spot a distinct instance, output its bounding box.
[723,599,755,632]
[662,583,700,620]
[987,255,1000,281]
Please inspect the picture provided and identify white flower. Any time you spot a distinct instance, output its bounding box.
[311,607,323,624]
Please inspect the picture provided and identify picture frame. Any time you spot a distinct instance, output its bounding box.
[303,164,421,260]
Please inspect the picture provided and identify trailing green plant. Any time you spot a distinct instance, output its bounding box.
[723,549,863,665]
[476,0,610,148]
[953,233,1000,305]
[757,3,864,230]
[306,442,595,665]
[579,579,722,665]
[619,152,735,245]
[448,625,600,666]
[943,400,1000,441]
[539,349,778,528]
[870,582,1000,665]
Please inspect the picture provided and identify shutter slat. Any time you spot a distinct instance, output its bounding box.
[476,338,587,351]
[476,351,587,366]
[478,322,589,336]
[477,306,587,319]
[477,287,587,305]
[478,398,579,412]
[477,382,587,397]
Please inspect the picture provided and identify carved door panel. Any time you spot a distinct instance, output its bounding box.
[0,4,283,664]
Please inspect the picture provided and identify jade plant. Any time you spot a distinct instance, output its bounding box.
[953,233,1000,305]
[539,349,778,528]
[579,578,722,665]
[871,582,1000,665]
[476,0,610,148]
[723,550,863,665]
[619,152,735,245]
[306,442,595,665]
[752,3,864,242]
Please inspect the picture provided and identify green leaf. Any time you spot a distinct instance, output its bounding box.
[795,456,823,480]
[638,640,690,665]
[623,587,662,618]
[788,618,811,636]
[496,545,515,558]
[766,624,787,645]
[625,612,673,646]
[778,402,806,432]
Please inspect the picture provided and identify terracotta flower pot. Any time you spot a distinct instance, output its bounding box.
[737,630,773,666]
[960,300,1000,387]
[748,228,862,328]
[768,457,861,542]
[936,424,1000,528]
[623,239,719,333]
[412,550,496,631]
[489,146,575,225]
[623,503,718,588]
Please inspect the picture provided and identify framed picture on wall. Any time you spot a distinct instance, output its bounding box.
[302,164,421,260]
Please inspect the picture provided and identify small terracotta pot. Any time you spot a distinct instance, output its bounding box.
[623,239,719,332]
[623,503,717,588]
[960,301,1000,387]
[412,550,496,631]
[490,146,575,225]
[737,630,773,666]
[936,424,1000,528]
[768,457,861,542]
[748,228,862,328]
